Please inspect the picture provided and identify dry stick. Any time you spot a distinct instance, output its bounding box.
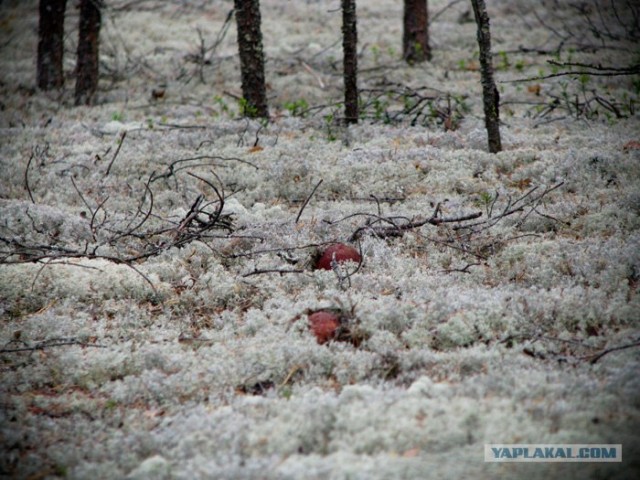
[70,176,94,216]
[26,250,161,299]
[186,171,225,221]
[507,69,640,83]
[349,211,482,241]
[300,61,326,89]
[424,235,488,260]
[2,190,216,301]
[242,268,306,277]
[456,181,565,232]
[327,211,413,226]
[226,242,335,259]
[593,96,623,118]
[488,190,499,217]
[121,261,160,298]
[30,258,105,292]
[15,175,162,296]
[515,182,565,227]
[586,339,640,365]
[176,194,204,233]
[89,195,110,241]
[430,0,465,24]
[109,176,154,244]
[181,171,232,240]
[442,262,482,274]
[0,337,107,354]
[547,60,640,74]
[0,237,80,259]
[295,179,323,224]
[370,195,383,216]
[105,130,127,176]
[24,151,35,203]
[212,9,235,54]
[531,207,571,226]
[151,155,258,183]
[194,27,208,83]
[157,123,208,130]
[30,257,56,292]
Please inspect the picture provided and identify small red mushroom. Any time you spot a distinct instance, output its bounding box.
[315,243,361,270]
[308,311,341,344]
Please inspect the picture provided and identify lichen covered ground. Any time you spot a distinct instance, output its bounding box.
[1,1,639,479]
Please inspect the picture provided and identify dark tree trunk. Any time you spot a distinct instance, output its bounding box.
[75,0,102,106]
[403,0,431,64]
[470,0,501,153]
[341,0,358,124]
[233,0,269,118]
[37,0,67,90]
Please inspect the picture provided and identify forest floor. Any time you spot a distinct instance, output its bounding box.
[1,1,639,478]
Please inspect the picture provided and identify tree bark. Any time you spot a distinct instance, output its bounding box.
[37,0,67,90]
[403,0,431,64]
[342,0,358,124]
[75,0,102,106]
[233,0,269,118]
[470,0,502,153]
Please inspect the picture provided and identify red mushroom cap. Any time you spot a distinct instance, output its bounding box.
[308,311,341,344]
[316,243,361,270]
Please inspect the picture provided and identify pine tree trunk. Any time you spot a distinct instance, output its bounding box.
[37,0,67,90]
[470,0,502,153]
[233,0,269,118]
[342,0,358,124]
[403,0,431,64]
[75,0,102,106]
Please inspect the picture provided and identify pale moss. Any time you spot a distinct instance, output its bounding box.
[1,0,639,478]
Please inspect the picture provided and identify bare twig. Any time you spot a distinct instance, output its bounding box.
[506,66,640,83]
[442,262,482,274]
[70,176,94,216]
[430,0,465,24]
[547,60,640,74]
[295,179,323,224]
[242,268,306,277]
[300,61,326,89]
[1,337,107,354]
[177,194,204,233]
[109,175,155,244]
[585,339,640,364]
[150,155,258,183]
[455,182,564,232]
[349,210,482,242]
[105,130,127,176]
[157,123,208,130]
[25,151,35,203]
[225,242,337,260]
[186,171,224,223]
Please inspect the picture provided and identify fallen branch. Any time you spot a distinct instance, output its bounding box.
[455,182,565,233]
[585,339,640,364]
[242,267,306,277]
[105,130,127,176]
[25,150,35,203]
[348,209,482,241]
[150,154,258,183]
[506,61,640,83]
[1,337,107,354]
[442,262,482,274]
[2,167,236,299]
[295,179,323,224]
